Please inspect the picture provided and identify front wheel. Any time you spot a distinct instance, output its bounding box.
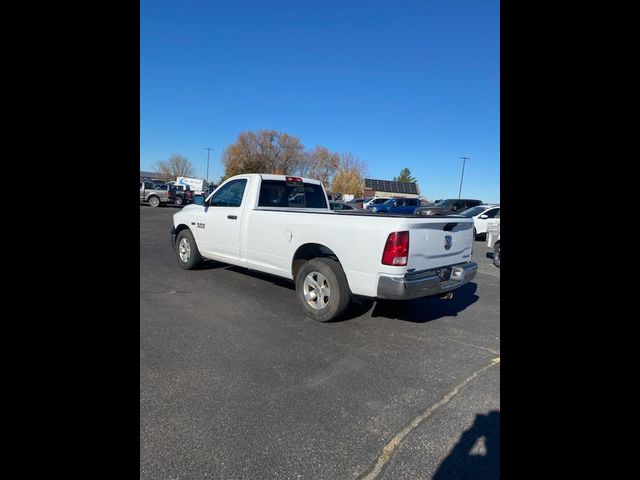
[296,258,351,322]
[493,242,500,268]
[174,196,183,206]
[175,229,202,269]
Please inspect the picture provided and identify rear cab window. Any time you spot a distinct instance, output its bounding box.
[258,179,328,209]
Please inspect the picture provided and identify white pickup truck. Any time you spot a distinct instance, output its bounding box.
[171,174,478,322]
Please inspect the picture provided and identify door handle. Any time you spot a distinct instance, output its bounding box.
[227,215,237,220]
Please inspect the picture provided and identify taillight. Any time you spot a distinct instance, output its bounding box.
[382,231,409,266]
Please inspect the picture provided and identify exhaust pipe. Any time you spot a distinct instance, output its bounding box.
[439,292,454,300]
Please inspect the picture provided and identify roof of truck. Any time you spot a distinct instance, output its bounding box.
[257,174,323,185]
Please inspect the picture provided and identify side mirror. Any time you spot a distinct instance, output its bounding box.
[480,214,488,219]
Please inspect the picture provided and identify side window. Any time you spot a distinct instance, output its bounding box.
[486,208,500,218]
[407,199,417,206]
[211,179,247,207]
[144,182,154,189]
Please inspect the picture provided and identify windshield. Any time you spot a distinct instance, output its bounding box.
[459,206,486,217]
[435,200,452,208]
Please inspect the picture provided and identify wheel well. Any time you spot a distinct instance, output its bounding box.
[173,224,191,244]
[148,195,159,201]
[292,243,339,279]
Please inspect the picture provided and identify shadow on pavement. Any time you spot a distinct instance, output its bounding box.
[187,261,479,323]
[433,410,500,480]
[371,283,479,323]
[192,260,234,271]
[224,265,296,290]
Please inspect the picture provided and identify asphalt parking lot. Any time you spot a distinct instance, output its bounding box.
[140,205,500,479]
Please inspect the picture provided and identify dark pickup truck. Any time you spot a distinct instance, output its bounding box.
[168,185,194,206]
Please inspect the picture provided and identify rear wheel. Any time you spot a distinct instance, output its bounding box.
[148,196,160,207]
[176,229,202,269]
[174,196,183,206]
[493,242,500,268]
[296,258,351,322]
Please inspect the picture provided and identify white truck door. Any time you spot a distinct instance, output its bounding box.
[198,177,249,261]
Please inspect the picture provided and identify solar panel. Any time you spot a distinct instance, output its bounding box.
[364,178,418,195]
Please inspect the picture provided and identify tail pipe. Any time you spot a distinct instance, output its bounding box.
[439,292,454,300]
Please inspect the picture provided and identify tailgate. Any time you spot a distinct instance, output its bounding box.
[406,218,474,271]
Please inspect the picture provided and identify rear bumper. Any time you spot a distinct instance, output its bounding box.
[377,262,478,300]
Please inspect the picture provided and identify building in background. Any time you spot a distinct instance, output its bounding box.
[363,178,420,199]
[140,170,168,183]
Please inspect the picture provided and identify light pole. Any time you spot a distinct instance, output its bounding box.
[204,147,213,183]
[458,156,469,199]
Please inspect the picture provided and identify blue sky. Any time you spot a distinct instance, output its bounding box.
[141,0,499,203]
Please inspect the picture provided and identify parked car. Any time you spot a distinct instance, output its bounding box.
[486,219,500,267]
[348,197,368,208]
[329,201,369,212]
[363,197,390,209]
[415,198,483,216]
[171,174,477,322]
[458,205,501,238]
[169,185,195,206]
[369,197,421,214]
[140,181,173,207]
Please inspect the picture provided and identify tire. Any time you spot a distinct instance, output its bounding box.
[174,196,183,206]
[175,229,202,269]
[295,258,351,322]
[493,242,500,268]
[473,227,477,239]
[148,196,160,207]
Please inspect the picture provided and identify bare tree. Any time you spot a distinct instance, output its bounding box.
[152,154,196,180]
[222,129,305,179]
[331,152,367,196]
[275,132,305,175]
[298,145,340,190]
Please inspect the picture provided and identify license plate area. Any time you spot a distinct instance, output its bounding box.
[437,267,452,282]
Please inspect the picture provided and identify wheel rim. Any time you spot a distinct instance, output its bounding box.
[176,197,182,205]
[178,237,191,262]
[150,198,159,206]
[303,271,331,310]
